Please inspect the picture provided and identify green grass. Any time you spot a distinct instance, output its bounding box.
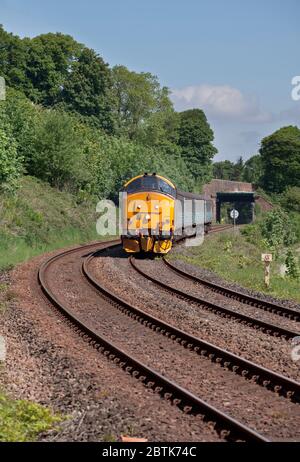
[0,393,62,442]
[170,230,300,304]
[0,176,105,270]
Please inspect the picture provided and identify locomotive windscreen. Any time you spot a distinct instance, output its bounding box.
[125,176,176,197]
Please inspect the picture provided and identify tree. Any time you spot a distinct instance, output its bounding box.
[280,186,300,213]
[0,27,115,132]
[112,65,173,140]
[177,109,217,187]
[60,47,115,132]
[231,156,244,181]
[242,154,262,185]
[213,160,235,180]
[0,88,39,166]
[260,126,300,193]
[0,25,28,90]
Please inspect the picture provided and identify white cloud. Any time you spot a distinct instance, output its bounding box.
[171,84,272,123]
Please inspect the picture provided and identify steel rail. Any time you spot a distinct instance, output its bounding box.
[83,249,300,403]
[37,242,269,442]
[163,258,300,321]
[130,257,299,341]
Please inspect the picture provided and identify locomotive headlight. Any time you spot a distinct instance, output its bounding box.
[155,205,159,210]
[146,214,151,220]
[137,205,141,209]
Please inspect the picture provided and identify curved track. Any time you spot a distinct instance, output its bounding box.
[84,248,300,405]
[38,240,270,442]
[163,258,300,321]
[129,257,300,341]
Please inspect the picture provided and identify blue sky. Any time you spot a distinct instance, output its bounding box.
[1,0,300,161]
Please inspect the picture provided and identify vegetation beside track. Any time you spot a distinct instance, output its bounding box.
[171,218,300,303]
[0,176,100,270]
[0,393,62,442]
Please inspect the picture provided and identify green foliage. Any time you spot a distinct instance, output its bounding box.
[0,127,22,192]
[60,47,115,132]
[213,160,235,180]
[0,24,217,202]
[260,126,300,193]
[27,110,90,191]
[213,155,262,185]
[0,176,102,268]
[0,27,114,132]
[285,249,300,280]
[259,208,297,255]
[178,109,217,187]
[0,393,61,442]
[241,223,263,246]
[280,186,300,213]
[0,88,39,165]
[231,156,244,181]
[170,230,300,303]
[242,154,262,185]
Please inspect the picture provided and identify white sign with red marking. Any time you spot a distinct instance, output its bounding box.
[261,253,272,262]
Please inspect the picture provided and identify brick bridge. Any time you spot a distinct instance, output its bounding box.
[202,179,273,223]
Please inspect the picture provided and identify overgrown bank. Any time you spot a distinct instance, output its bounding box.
[0,176,100,270]
[171,220,300,303]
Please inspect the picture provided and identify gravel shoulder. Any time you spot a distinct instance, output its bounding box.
[0,248,219,442]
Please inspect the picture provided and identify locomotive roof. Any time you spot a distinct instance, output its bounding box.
[177,189,210,201]
[124,173,176,189]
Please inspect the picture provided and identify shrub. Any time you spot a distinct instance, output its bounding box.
[0,128,22,192]
[259,208,297,256]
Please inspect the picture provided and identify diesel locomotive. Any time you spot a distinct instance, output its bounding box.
[121,173,213,254]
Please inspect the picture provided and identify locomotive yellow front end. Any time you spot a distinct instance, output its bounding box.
[121,174,175,254]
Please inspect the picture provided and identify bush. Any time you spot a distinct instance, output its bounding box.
[285,249,300,280]
[259,208,297,256]
[0,128,22,192]
[280,187,300,213]
[28,110,90,192]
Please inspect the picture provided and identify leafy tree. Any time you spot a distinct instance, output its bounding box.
[231,156,244,181]
[112,65,173,140]
[177,109,217,187]
[213,160,235,180]
[260,126,300,193]
[24,33,82,106]
[242,154,262,185]
[60,47,115,132]
[0,25,28,89]
[0,88,38,166]
[0,27,115,132]
[280,186,300,213]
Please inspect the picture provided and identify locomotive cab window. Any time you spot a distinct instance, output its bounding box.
[125,176,175,197]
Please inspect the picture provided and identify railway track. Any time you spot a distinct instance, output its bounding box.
[163,258,300,322]
[129,257,300,341]
[83,248,300,405]
[208,224,234,234]
[38,240,270,442]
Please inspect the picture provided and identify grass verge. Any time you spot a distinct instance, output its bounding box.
[171,229,300,304]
